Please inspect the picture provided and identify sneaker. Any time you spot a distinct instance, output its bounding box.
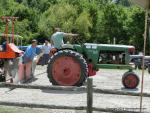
[17,80,25,84]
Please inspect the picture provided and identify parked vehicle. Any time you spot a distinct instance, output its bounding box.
[0,16,23,82]
[130,55,150,69]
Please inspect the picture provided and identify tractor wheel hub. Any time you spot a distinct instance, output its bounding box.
[52,56,81,85]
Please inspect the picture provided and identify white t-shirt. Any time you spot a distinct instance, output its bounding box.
[42,44,51,54]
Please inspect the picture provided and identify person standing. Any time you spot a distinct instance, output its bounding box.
[18,39,39,82]
[41,40,51,65]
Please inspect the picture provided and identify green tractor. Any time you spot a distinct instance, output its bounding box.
[47,43,139,89]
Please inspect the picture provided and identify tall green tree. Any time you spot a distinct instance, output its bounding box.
[0,0,147,54]
[127,7,145,53]
[99,3,127,44]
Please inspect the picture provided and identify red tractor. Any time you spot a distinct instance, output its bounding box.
[0,16,23,82]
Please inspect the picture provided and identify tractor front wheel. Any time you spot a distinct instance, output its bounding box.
[122,72,139,89]
[47,50,88,86]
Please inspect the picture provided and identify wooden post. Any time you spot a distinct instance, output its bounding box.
[125,1,150,113]
[140,9,148,113]
[87,77,93,113]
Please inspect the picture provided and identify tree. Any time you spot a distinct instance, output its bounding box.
[0,0,147,54]
[127,6,145,53]
[99,3,127,44]
[38,3,77,38]
[75,11,92,40]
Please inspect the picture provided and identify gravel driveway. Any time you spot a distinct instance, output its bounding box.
[0,65,150,113]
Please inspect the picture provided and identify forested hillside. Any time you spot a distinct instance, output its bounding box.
[0,0,148,54]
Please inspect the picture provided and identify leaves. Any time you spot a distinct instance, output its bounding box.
[0,0,147,54]
[75,11,92,39]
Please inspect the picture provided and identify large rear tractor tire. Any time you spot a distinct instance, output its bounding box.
[122,71,139,89]
[47,50,88,86]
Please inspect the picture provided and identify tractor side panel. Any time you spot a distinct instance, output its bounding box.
[73,44,83,53]
[82,43,134,70]
[83,44,99,66]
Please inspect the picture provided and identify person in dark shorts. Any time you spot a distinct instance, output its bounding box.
[41,40,51,65]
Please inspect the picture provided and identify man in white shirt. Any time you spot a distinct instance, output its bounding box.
[41,40,51,65]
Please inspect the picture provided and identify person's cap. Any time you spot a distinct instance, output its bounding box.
[31,39,37,44]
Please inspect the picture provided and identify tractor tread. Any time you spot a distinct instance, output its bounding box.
[47,50,88,86]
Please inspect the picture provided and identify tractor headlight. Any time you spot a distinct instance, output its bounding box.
[129,62,135,69]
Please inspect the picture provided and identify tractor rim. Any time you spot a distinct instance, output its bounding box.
[124,74,138,88]
[51,56,81,86]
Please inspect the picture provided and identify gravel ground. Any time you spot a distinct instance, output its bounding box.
[0,105,110,113]
[0,65,150,113]
[0,87,149,112]
[30,65,150,94]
